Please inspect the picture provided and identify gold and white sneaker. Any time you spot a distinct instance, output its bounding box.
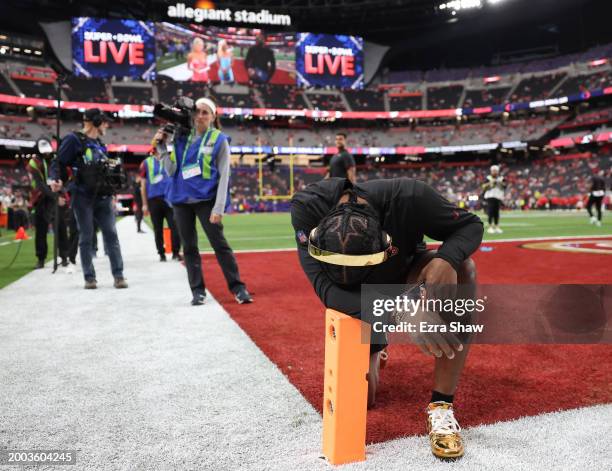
[426,402,464,459]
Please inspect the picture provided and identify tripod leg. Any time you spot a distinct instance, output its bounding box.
[52,196,59,273]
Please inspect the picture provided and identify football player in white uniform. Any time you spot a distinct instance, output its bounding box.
[482,165,506,234]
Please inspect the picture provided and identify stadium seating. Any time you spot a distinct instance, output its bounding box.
[0,73,15,95]
[12,77,55,99]
[12,114,561,148]
[209,86,259,108]
[463,87,510,108]
[426,85,463,110]
[343,90,385,111]
[388,95,422,111]
[256,84,307,109]
[306,92,347,111]
[8,153,606,213]
[510,73,566,102]
[554,70,612,97]
[64,77,109,103]
[560,106,612,128]
[112,85,153,105]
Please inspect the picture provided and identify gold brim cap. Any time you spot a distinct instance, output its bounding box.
[307,228,392,267]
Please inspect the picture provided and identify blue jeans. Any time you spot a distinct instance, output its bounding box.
[72,194,124,281]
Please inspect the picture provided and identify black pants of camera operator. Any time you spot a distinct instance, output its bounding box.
[149,196,181,257]
[66,207,79,264]
[486,198,501,225]
[587,195,603,221]
[172,200,245,297]
[34,198,68,263]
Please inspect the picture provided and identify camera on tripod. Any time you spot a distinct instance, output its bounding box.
[153,96,195,131]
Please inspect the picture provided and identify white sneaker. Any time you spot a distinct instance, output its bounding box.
[595,220,602,227]
[590,216,597,225]
[487,227,495,234]
[495,227,503,234]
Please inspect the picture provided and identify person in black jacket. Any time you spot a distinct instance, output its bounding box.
[587,170,607,227]
[244,34,276,84]
[132,174,145,234]
[27,152,69,268]
[291,177,483,459]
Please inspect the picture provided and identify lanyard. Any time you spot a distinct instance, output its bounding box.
[181,128,213,167]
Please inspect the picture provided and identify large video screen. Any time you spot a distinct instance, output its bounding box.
[71,18,156,80]
[155,23,296,85]
[295,33,364,89]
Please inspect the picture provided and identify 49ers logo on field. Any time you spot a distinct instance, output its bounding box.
[521,238,612,255]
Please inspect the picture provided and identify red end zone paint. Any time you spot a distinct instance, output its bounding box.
[202,238,612,443]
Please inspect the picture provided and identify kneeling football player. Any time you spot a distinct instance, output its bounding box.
[291,177,483,459]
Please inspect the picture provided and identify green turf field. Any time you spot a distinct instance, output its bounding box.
[191,210,611,252]
[0,211,609,289]
[0,230,53,289]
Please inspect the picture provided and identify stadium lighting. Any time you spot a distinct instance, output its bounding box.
[439,0,509,12]
[439,1,482,12]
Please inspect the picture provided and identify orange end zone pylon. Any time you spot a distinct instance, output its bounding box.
[163,227,172,254]
[322,309,371,465]
[14,226,29,240]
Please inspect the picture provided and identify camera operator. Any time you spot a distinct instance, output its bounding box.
[139,140,181,261]
[49,108,128,290]
[27,142,69,269]
[154,97,252,306]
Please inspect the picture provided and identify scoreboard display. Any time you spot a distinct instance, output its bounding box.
[72,18,156,80]
[295,33,364,89]
[71,17,365,89]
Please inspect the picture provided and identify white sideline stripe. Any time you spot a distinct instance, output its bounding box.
[0,217,608,469]
[198,233,612,254]
[339,404,612,471]
[0,216,323,470]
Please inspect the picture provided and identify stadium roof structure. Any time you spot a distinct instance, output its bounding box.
[1,0,609,57]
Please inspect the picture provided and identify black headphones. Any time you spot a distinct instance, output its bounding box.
[91,112,103,128]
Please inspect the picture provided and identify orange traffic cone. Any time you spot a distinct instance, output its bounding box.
[163,227,172,254]
[14,226,29,240]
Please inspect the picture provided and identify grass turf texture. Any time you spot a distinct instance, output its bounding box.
[0,210,609,289]
[0,230,53,289]
[190,210,610,252]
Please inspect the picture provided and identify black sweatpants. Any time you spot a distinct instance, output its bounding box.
[586,195,603,221]
[486,198,501,225]
[134,207,143,232]
[173,200,244,296]
[149,196,181,256]
[67,206,79,263]
[34,198,69,262]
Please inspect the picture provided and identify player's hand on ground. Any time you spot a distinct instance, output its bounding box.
[209,213,222,225]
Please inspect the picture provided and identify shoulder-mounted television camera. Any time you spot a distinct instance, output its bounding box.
[153,96,195,132]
